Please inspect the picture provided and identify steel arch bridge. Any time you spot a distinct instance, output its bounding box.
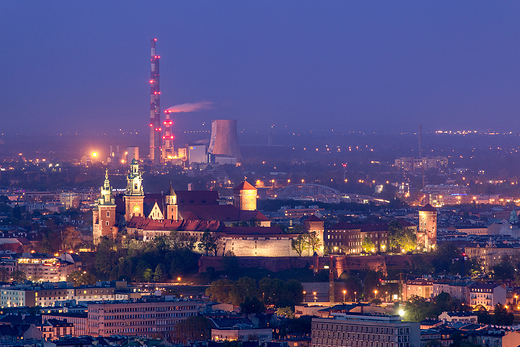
[274,184,342,203]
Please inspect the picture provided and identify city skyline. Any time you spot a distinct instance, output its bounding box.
[2,2,520,135]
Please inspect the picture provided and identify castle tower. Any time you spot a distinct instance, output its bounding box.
[93,170,117,244]
[165,183,179,221]
[304,215,325,256]
[124,158,145,221]
[233,181,257,211]
[418,204,437,251]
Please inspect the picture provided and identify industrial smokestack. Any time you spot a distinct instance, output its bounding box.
[208,120,242,162]
[149,39,161,165]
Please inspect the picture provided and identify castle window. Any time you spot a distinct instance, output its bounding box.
[106,221,109,226]
[106,211,110,217]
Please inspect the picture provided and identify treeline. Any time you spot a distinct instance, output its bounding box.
[405,292,469,322]
[205,276,303,310]
[93,233,199,282]
[405,293,514,325]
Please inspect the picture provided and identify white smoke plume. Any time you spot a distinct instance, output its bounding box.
[165,101,213,113]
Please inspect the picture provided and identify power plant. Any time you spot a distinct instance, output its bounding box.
[208,119,242,163]
[162,110,174,160]
[146,39,241,166]
[149,39,161,165]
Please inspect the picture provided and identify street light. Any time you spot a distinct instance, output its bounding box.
[343,290,347,302]
[374,289,378,299]
[303,291,306,303]
[313,291,317,302]
[354,291,357,302]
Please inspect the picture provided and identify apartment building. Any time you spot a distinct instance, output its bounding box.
[469,284,506,311]
[87,298,202,338]
[312,313,420,347]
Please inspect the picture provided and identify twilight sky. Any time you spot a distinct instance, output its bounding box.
[2,1,520,136]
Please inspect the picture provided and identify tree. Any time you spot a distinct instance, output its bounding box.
[363,270,383,297]
[388,221,416,253]
[259,277,285,306]
[198,230,218,256]
[343,274,363,301]
[388,221,404,252]
[432,243,461,275]
[492,303,514,325]
[206,279,234,303]
[291,234,306,256]
[305,232,321,255]
[475,305,491,324]
[143,268,153,282]
[67,271,97,286]
[222,251,240,278]
[172,316,212,344]
[40,229,62,254]
[94,237,120,278]
[168,231,196,251]
[229,277,258,306]
[362,237,376,253]
[240,296,266,314]
[492,258,515,282]
[276,306,294,318]
[61,226,83,251]
[0,267,9,281]
[154,264,165,282]
[404,295,431,322]
[11,270,26,282]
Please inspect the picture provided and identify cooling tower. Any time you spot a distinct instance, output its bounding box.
[208,119,242,162]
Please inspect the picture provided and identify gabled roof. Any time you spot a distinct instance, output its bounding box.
[234,181,256,191]
[305,215,323,222]
[179,205,269,222]
[167,183,175,196]
[420,204,437,212]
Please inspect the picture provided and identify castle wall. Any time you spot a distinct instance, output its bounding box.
[220,236,298,257]
[199,256,316,273]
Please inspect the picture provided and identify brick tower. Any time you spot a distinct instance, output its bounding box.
[93,170,117,244]
[418,204,437,251]
[165,183,179,221]
[233,181,257,211]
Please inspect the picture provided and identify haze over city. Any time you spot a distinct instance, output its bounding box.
[5,2,520,346]
[3,1,520,136]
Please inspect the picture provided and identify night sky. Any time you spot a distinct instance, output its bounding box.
[2,1,520,136]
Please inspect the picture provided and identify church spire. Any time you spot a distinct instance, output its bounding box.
[99,169,115,205]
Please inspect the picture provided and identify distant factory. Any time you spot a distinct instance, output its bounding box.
[145,39,241,166]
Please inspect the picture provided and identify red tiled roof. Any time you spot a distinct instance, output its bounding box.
[179,205,269,222]
[234,181,256,191]
[126,216,221,232]
[305,215,323,222]
[420,204,437,212]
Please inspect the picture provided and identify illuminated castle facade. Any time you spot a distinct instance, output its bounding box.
[93,160,325,257]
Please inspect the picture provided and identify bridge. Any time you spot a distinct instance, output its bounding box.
[273,184,342,203]
[272,184,390,205]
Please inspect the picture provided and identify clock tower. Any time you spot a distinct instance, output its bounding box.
[124,158,145,221]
